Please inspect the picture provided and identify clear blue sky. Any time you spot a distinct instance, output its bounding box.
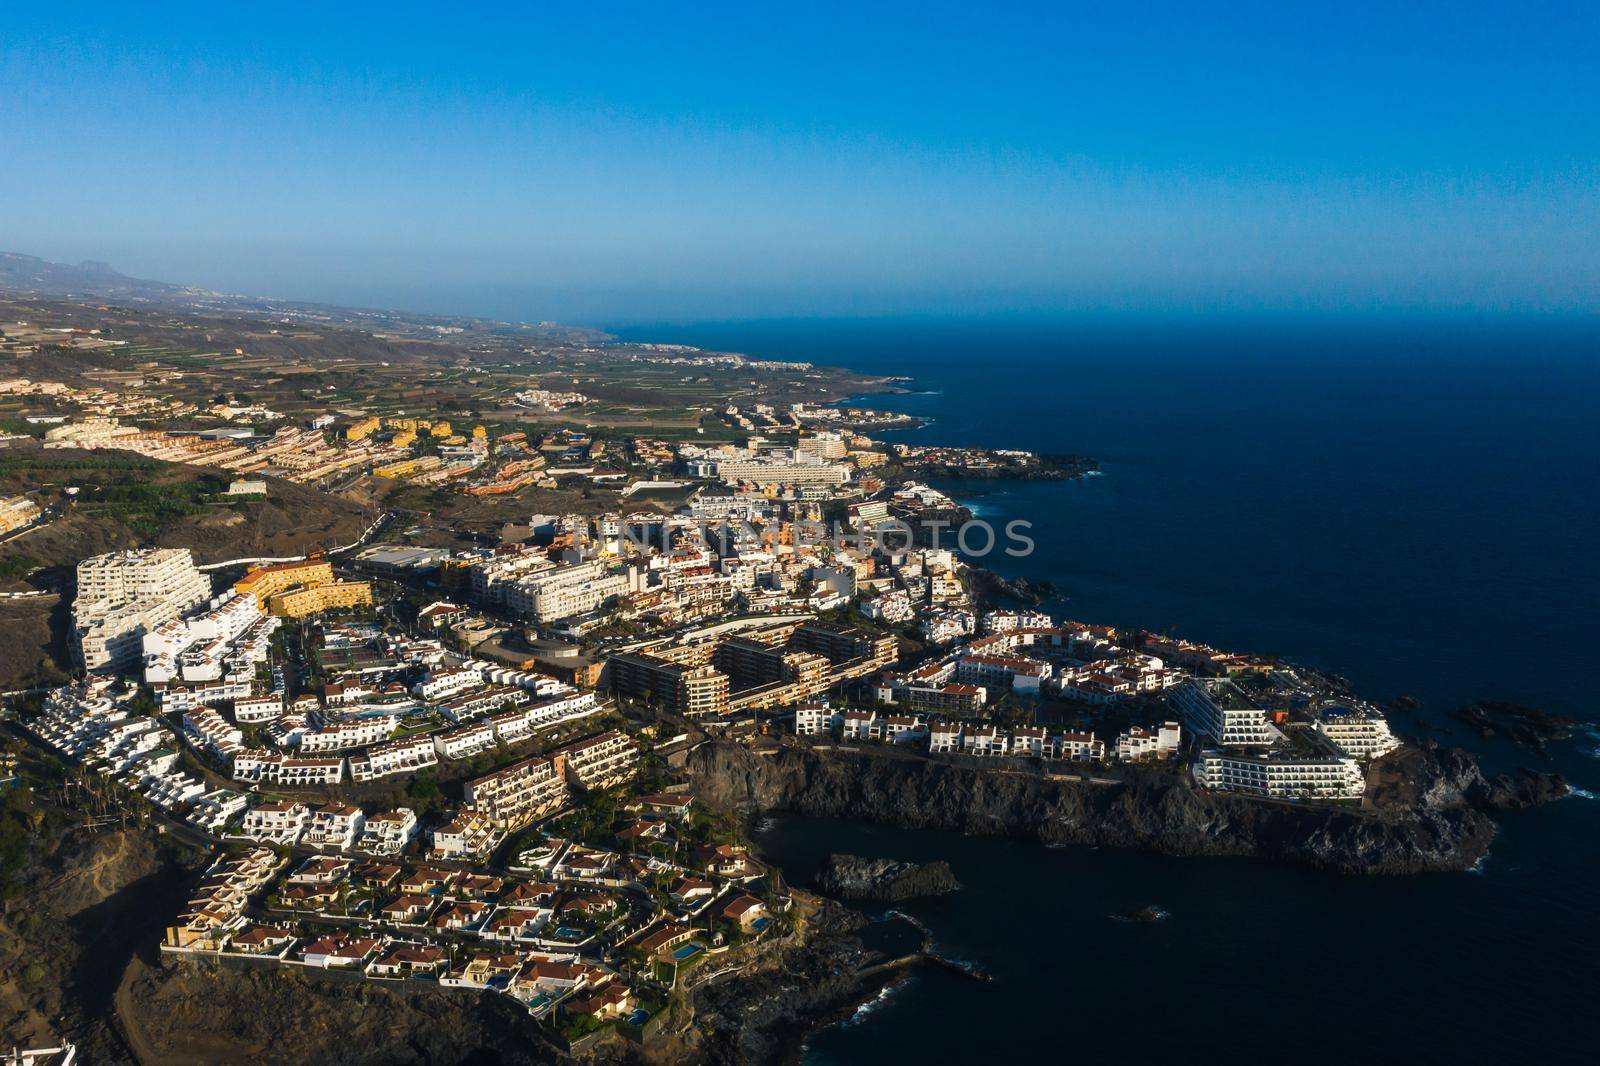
[2,1,1596,325]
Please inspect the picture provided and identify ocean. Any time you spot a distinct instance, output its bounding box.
[617,315,1600,1064]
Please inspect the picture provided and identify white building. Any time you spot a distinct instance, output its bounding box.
[962,725,1009,757]
[357,808,419,854]
[1315,708,1401,759]
[433,720,497,760]
[298,715,398,753]
[1173,680,1280,748]
[840,710,877,741]
[794,702,840,736]
[234,696,284,723]
[73,548,212,671]
[1117,721,1183,761]
[504,559,628,623]
[240,801,312,845]
[303,803,366,850]
[1195,744,1365,799]
[348,736,438,782]
[881,714,927,744]
[929,722,962,753]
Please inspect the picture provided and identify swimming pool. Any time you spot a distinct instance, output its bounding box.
[671,942,702,961]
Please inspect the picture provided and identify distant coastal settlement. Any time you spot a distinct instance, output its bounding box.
[0,288,1573,1064]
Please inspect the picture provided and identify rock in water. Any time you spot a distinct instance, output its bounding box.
[815,853,961,901]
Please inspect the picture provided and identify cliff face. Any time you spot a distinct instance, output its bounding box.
[687,743,1504,875]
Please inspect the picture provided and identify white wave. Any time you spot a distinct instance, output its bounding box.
[842,977,906,1026]
[1468,852,1490,875]
[1565,786,1596,800]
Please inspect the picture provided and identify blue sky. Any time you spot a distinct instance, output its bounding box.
[2,1,1596,325]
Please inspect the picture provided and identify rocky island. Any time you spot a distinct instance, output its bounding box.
[814,853,961,901]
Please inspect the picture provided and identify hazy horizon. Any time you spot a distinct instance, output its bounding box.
[4,3,1597,324]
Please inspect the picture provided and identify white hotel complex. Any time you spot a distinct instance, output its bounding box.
[72,548,213,671]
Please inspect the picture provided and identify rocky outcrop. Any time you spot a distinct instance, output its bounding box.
[690,899,900,1066]
[1368,741,1568,812]
[815,854,960,901]
[686,742,1559,876]
[121,955,566,1065]
[1449,701,1578,754]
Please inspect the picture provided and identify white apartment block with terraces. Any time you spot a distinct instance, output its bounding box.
[239,801,312,846]
[73,548,213,671]
[298,715,398,753]
[463,755,570,829]
[560,730,639,790]
[303,804,367,850]
[1173,680,1282,748]
[1195,744,1365,800]
[233,695,284,723]
[358,808,420,854]
[1315,708,1401,759]
[348,736,438,782]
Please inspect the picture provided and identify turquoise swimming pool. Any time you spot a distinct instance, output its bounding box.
[671,942,702,961]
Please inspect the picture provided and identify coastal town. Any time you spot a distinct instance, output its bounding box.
[0,295,1537,1065]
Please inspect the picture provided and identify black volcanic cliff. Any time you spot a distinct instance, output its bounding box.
[687,742,1562,875]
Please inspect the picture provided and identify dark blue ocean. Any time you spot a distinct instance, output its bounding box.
[618,316,1600,1064]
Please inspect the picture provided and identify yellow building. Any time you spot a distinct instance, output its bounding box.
[471,424,487,440]
[343,416,380,441]
[268,579,374,618]
[430,421,452,439]
[390,428,417,449]
[234,558,335,609]
[0,495,41,534]
[373,457,422,479]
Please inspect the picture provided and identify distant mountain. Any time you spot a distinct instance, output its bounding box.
[0,250,612,344]
[0,251,204,300]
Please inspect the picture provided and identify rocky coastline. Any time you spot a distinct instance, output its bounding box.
[687,740,1566,876]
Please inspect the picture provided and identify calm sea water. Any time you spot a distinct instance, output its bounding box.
[619,315,1600,1064]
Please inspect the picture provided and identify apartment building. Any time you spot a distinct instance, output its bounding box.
[433,720,497,760]
[239,801,312,846]
[298,715,397,753]
[929,722,962,753]
[233,749,346,786]
[233,695,284,723]
[348,736,438,782]
[463,753,570,829]
[1315,708,1401,759]
[896,681,988,716]
[504,559,627,623]
[962,724,1009,757]
[841,710,876,741]
[0,494,40,533]
[431,810,500,860]
[182,707,243,756]
[956,654,1053,695]
[609,652,731,718]
[233,558,335,609]
[72,548,212,671]
[1195,742,1365,800]
[1173,680,1281,748]
[789,621,897,679]
[357,808,419,854]
[558,730,639,790]
[1117,721,1184,761]
[303,804,366,850]
[794,702,839,735]
[270,580,374,618]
